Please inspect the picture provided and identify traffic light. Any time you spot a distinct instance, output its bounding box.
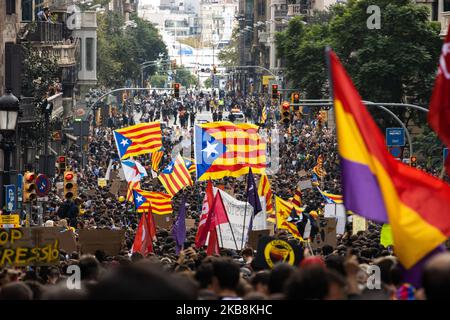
[280,101,291,125]
[64,171,78,200]
[57,156,66,174]
[410,156,417,168]
[173,83,180,99]
[271,84,278,99]
[23,171,37,202]
[292,93,300,111]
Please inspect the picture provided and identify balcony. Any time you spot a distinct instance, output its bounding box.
[274,9,288,19]
[27,22,63,43]
[258,31,269,44]
[287,4,308,17]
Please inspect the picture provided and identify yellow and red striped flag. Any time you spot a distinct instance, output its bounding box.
[114,122,162,160]
[183,157,196,175]
[126,181,141,202]
[258,174,274,222]
[312,154,326,178]
[158,154,193,196]
[275,196,303,241]
[292,186,303,211]
[151,149,164,172]
[133,188,172,215]
[194,122,266,181]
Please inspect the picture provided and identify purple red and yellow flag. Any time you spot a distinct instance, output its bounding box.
[114,122,162,160]
[329,49,450,269]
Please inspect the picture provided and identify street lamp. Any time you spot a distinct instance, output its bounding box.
[0,89,20,212]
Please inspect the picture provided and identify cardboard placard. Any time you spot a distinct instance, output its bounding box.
[310,217,337,249]
[247,229,270,250]
[298,179,313,190]
[185,218,196,231]
[78,229,125,256]
[118,181,129,197]
[98,178,107,188]
[253,236,303,270]
[298,170,308,178]
[153,214,173,230]
[0,227,76,266]
[352,214,367,235]
[109,180,123,196]
[0,214,20,227]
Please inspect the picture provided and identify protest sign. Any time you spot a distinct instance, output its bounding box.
[247,229,270,250]
[0,227,76,266]
[216,190,252,251]
[253,236,303,270]
[298,180,313,190]
[118,181,129,197]
[324,204,347,235]
[78,229,125,256]
[185,218,196,231]
[153,214,173,230]
[298,170,308,178]
[110,180,121,195]
[352,214,367,235]
[310,217,337,249]
[98,178,107,188]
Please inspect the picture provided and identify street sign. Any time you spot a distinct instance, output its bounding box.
[444,148,449,163]
[36,174,52,197]
[386,128,405,147]
[388,146,403,159]
[0,214,20,228]
[4,185,16,212]
[17,174,23,203]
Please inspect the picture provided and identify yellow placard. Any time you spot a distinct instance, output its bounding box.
[98,178,107,188]
[352,214,367,235]
[262,76,275,86]
[0,214,20,226]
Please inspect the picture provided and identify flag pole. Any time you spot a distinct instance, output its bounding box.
[241,170,250,249]
[217,223,224,248]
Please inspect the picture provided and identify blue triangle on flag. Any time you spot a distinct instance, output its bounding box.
[114,131,131,159]
[133,190,146,209]
[195,126,226,179]
[162,158,176,174]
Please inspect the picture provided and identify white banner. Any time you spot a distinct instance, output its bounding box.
[252,196,267,231]
[216,189,252,251]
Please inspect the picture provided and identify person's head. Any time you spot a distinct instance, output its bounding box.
[268,263,295,295]
[0,282,33,300]
[250,271,270,296]
[194,261,214,290]
[79,254,100,281]
[211,257,240,296]
[422,252,450,300]
[44,7,49,14]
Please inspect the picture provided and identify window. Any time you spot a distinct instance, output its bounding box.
[34,0,44,18]
[445,0,450,12]
[86,38,94,71]
[22,0,33,21]
[6,0,16,15]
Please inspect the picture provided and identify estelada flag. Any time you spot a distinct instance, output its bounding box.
[194,121,266,181]
[114,122,162,160]
[133,189,172,215]
[329,48,450,269]
[158,154,193,196]
[428,24,450,175]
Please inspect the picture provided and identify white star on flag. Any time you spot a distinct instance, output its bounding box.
[202,141,218,158]
[136,195,143,203]
[166,164,173,171]
[121,139,129,147]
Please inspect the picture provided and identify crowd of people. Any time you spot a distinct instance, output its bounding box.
[1,90,449,300]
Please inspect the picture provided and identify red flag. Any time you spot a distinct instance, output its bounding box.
[206,229,220,256]
[132,213,154,255]
[428,24,450,175]
[195,180,214,248]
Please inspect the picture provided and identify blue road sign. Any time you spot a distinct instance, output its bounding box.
[17,173,23,202]
[36,174,51,197]
[389,146,403,158]
[444,148,449,163]
[4,185,16,212]
[386,128,405,147]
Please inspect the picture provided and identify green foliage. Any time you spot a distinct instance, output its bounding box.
[21,42,60,100]
[217,28,240,66]
[204,77,212,89]
[97,12,167,87]
[276,0,442,109]
[149,74,167,88]
[175,67,198,89]
[413,127,445,171]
